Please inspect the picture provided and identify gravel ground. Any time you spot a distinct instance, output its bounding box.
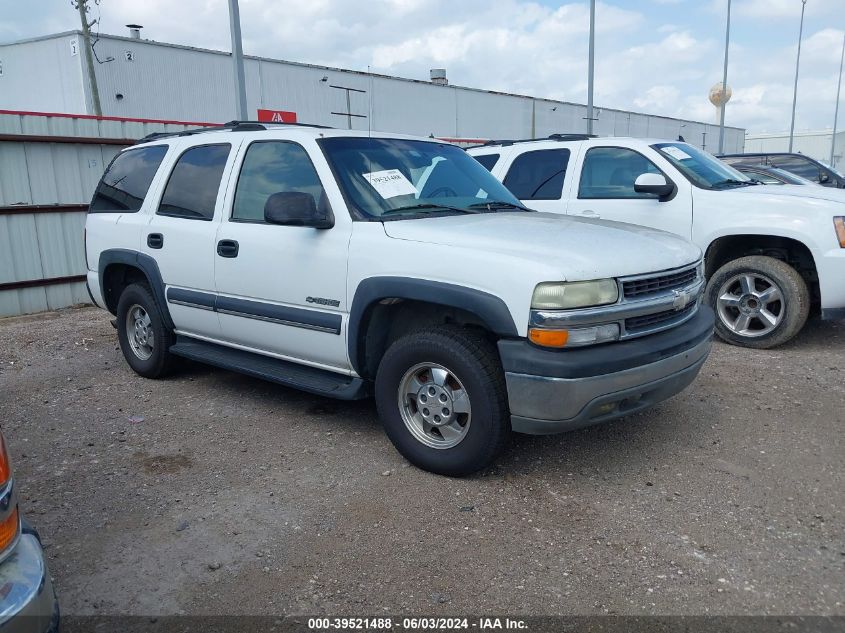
[0,306,843,617]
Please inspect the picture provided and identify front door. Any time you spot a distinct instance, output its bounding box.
[566,145,692,239]
[214,139,352,372]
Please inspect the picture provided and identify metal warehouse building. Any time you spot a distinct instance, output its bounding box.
[0,30,745,152]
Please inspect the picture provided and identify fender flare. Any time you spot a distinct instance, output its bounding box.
[348,276,519,375]
[98,249,173,329]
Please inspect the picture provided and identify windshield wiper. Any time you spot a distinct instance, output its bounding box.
[381,203,485,217]
[467,201,531,211]
[712,178,757,188]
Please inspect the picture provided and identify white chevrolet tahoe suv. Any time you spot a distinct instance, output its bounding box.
[469,136,845,348]
[85,122,713,476]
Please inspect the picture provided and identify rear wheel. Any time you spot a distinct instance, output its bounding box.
[705,255,809,349]
[116,283,176,378]
[375,327,510,476]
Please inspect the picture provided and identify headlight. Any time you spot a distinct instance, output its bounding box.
[532,279,619,310]
[834,217,845,248]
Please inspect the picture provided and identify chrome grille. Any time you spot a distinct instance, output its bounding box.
[622,266,697,300]
[625,303,696,333]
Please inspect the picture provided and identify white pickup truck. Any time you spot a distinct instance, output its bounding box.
[85,122,712,475]
[469,136,845,348]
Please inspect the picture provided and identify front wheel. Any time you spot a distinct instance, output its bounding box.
[705,255,810,349]
[374,327,510,476]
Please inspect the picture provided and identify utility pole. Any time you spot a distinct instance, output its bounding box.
[718,0,731,155]
[789,0,808,153]
[830,33,845,167]
[73,0,102,116]
[228,0,248,121]
[586,0,596,135]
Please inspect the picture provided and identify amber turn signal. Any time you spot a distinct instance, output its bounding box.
[0,507,19,553]
[834,217,845,248]
[528,328,569,348]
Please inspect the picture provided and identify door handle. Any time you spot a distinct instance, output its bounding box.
[217,239,239,258]
[578,210,600,218]
[147,233,164,249]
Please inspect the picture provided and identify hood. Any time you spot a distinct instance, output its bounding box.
[382,212,701,280]
[730,183,845,205]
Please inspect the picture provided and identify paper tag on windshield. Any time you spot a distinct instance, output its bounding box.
[363,169,417,199]
[662,146,692,161]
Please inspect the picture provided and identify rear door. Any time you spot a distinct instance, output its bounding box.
[565,145,692,238]
[86,143,171,270]
[141,141,240,339]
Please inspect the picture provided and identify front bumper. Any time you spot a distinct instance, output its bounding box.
[0,525,58,633]
[818,248,845,320]
[500,306,714,435]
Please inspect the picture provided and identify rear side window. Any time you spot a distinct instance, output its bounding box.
[232,141,327,222]
[503,149,570,200]
[89,145,168,213]
[473,153,500,172]
[157,144,231,220]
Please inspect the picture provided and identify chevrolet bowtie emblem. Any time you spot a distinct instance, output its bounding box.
[672,288,692,311]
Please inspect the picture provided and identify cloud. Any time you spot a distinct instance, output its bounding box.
[733,0,842,20]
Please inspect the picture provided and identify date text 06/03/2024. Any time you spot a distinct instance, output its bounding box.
[307,617,528,630]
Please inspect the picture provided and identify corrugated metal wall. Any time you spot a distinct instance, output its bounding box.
[81,33,746,152]
[0,111,203,318]
[0,32,745,153]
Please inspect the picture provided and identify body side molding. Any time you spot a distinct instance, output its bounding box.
[165,287,342,334]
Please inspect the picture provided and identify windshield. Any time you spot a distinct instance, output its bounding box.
[768,167,818,186]
[319,137,527,219]
[653,142,755,189]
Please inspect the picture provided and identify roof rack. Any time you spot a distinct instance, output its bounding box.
[134,119,333,145]
[221,120,334,130]
[468,133,596,149]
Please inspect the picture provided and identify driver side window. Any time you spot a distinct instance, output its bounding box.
[578,147,662,199]
[232,141,328,223]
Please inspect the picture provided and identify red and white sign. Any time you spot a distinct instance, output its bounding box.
[257,109,297,123]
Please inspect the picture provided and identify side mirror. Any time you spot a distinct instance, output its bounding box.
[633,173,675,201]
[819,172,830,184]
[264,191,333,229]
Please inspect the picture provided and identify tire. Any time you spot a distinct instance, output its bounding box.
[374,327,510,476]
[705,255,810,349]
[116,282,176,378]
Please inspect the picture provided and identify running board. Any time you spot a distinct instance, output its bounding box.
[169,336,369,400]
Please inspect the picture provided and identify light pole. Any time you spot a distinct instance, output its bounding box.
[830,33,845,167]
[228,0,248,121]
[718,0,731,155]
[586,0,596,135]
[788,0,808,153]
[73,0,102,116]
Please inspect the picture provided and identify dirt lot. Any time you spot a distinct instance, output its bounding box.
[0,306,842,616]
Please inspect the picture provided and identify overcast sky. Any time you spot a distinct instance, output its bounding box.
[3,0,844,134]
